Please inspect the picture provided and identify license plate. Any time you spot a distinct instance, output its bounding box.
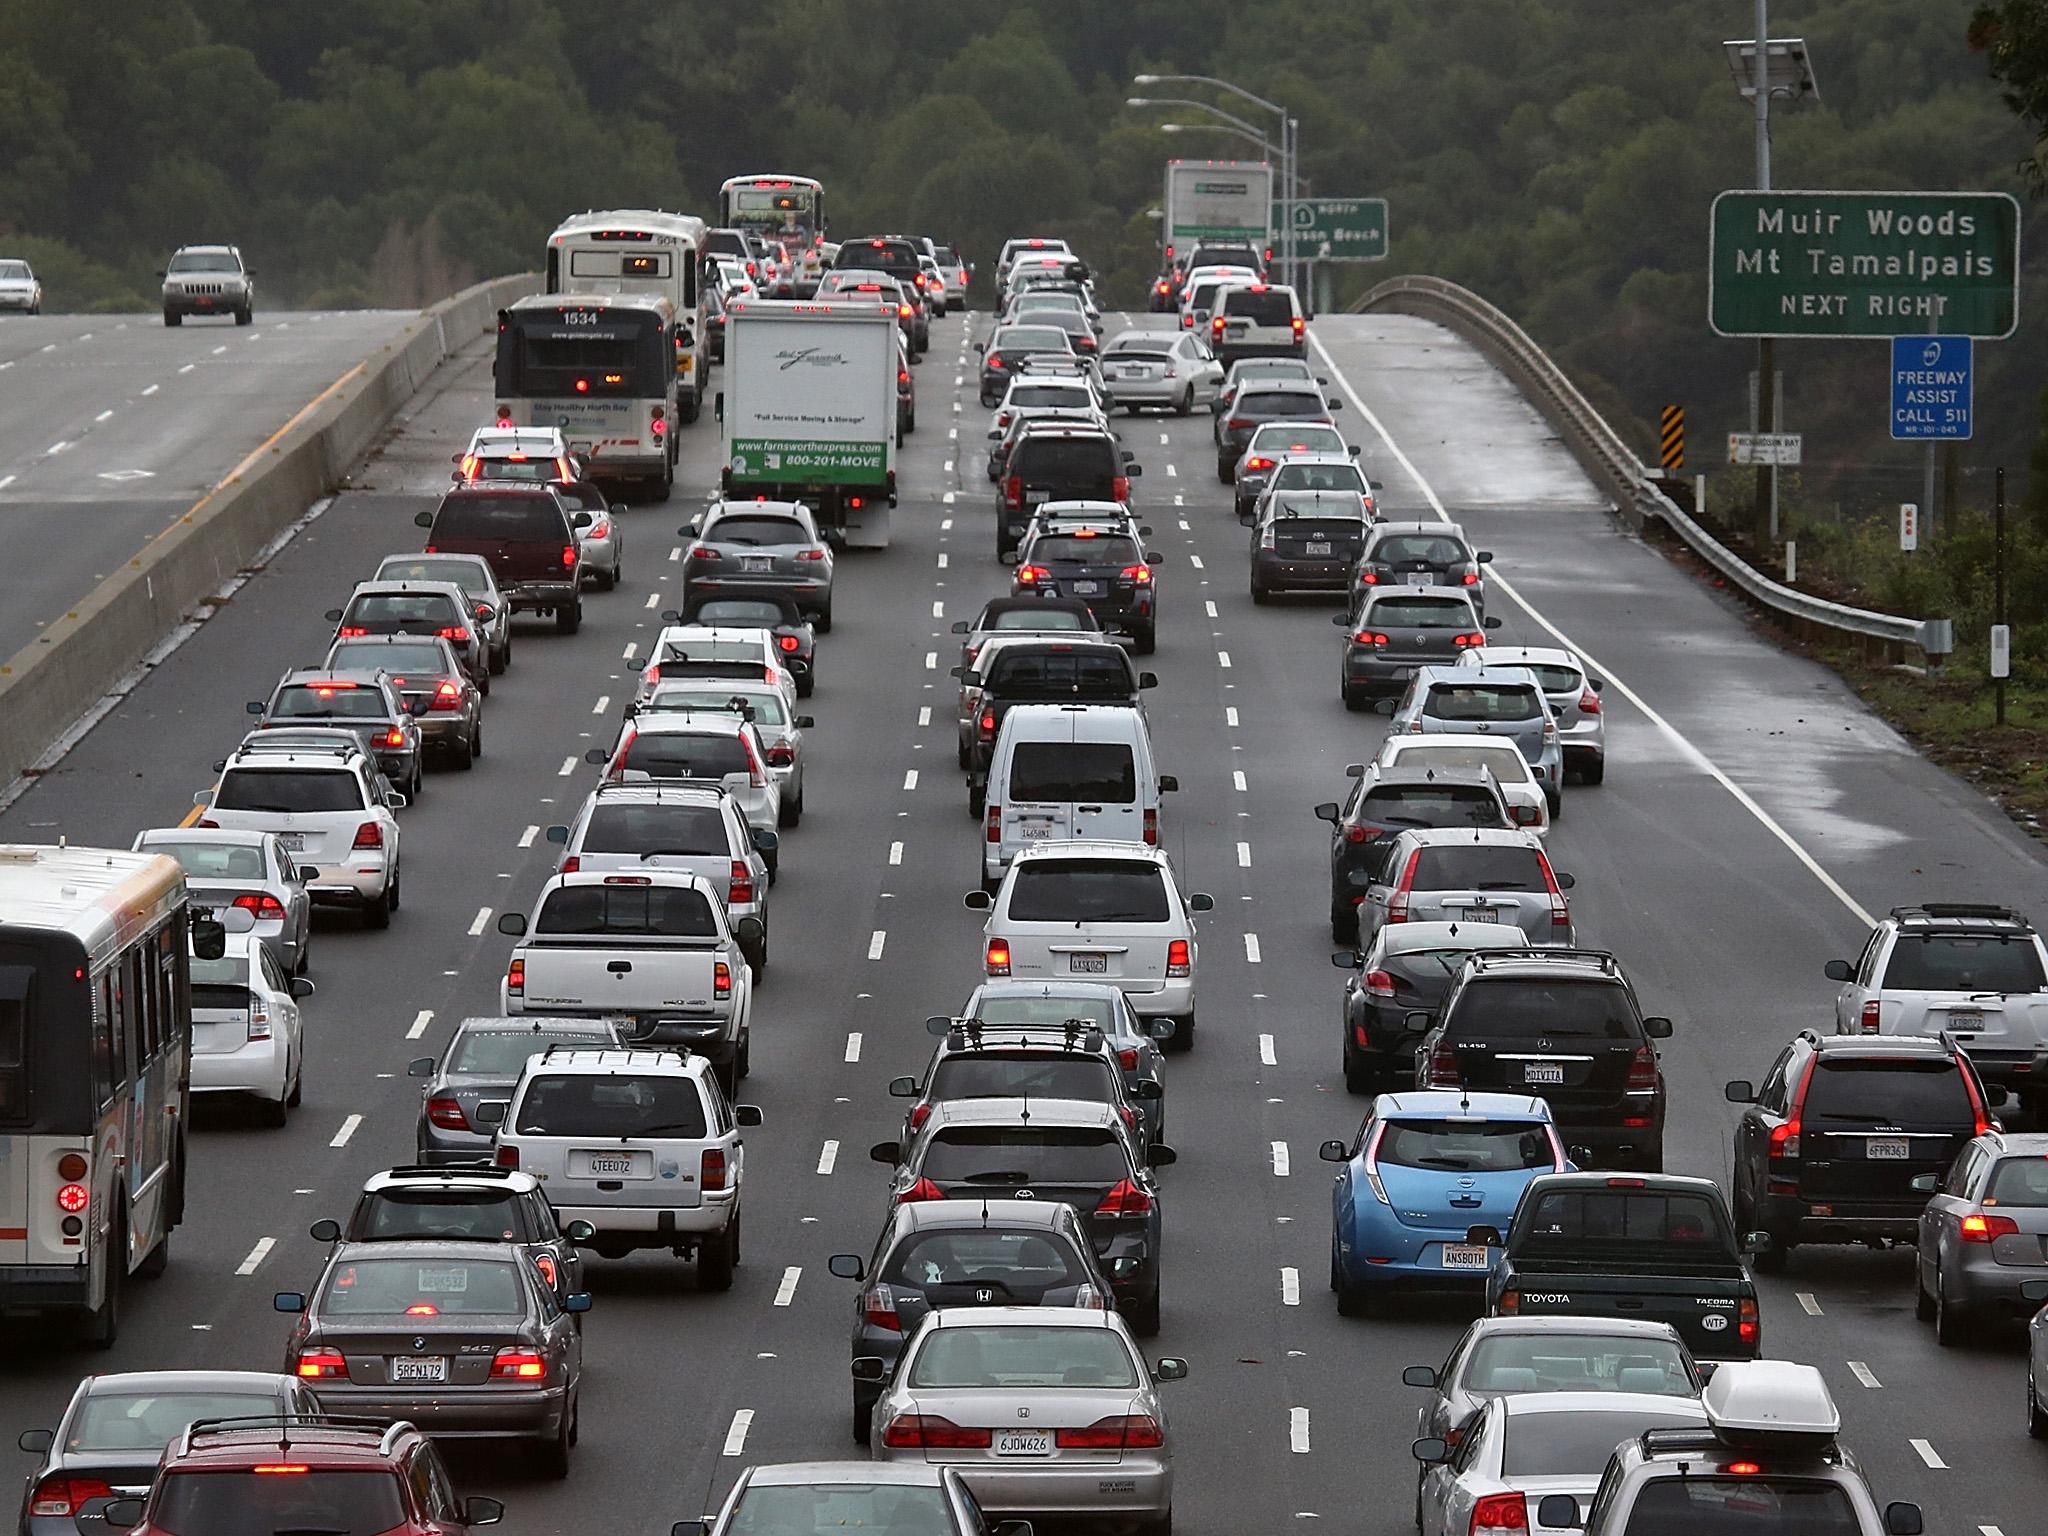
[741,555,772,572]
[1072,580,1103,595]
[1306,542,1332,556]
[1441,1245,1492,1270]
[1867,1137,1910,1160]
[1406,572,1434,587]
[1070,953,1108,973]
[389,1356,446,1383]
[1524,1062,1565,1085]
[276,834,305,851]
[996,1430,1053,1457]
[1465,907,1496,924]
[416,1266,470,1294]
[1026,490,1050,505]
[1947,1011,1983,1031]
[588,1155,635,1175]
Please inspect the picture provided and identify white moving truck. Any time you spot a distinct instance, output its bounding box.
[1162,159,1274,255]
[717,298,898,549]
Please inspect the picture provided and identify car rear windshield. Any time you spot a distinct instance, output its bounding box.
[515,1072,706,1138]
[988,608,1088,631]
[190,980,255,1013]
[152,841,266,880]
[909,1324,1136,1389]
[1008,860,1168,922]
[706,515,808,546]
[1009,384,1095,407]
[1424,684,1541,721]
[1360,785,1504,828]
[319,1257,523,1315]
[1240,391,1325,416]
[1375,1119,1555,1172]
[1986,1156,2048,1206]
[1370,597,1474,630]
[1013,441,1118,482]
[970,995,1121,1034]
[448,1029,609,1075]
[67,1393,280,1454]
[1392,745,1531,784]
[1516,1189,1733,1257]
[1511,664,1583,693]
[151,1471,406,1536]
[271,685,388,719]
[729,1485,954,1536]
[885,1229,1085,1289]
[620,734,749,781]
[1223,289,1297,324]
[378,558,487,594]
[1273,463,1363,493]
[1009,742,1136,805]
[1374,535,1470,566]
[1107,337,1175,356]
[1461,1333,1695,1395]
[432,494,565,541]
[534,884,718,937]
[648,688,785,726]
[580,804,729,857]
[1029,535,1140,565]
[997,327,1071,351]
[985,650,1132,694]
[1620,1479,1860,1535]
[1882,933,2047,992]
[360,1190,520,1241]
[214,770,363,814]
[1412,845,1549,892]
[328,643,447,674]
[1803,1057,1974,1122]
[1448,979,1640,1040]
[1251,427,1344,455]
[348,594,459,627]
[929,1055,1116,1103]
[692,599,796,626]
[923,1126,1129,1184]
[1502,1408,1705,1477]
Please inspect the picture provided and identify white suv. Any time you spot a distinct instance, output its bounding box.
[196,745,404,928]
[966,841,1213,1052]
[486,1048,761,1290]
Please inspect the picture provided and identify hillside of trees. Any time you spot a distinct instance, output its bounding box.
[3,0,2041,514]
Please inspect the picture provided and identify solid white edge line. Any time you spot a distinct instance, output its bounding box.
[1309,330,1875,929]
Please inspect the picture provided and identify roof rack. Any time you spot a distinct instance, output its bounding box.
[377,1164,518,1182]
[926,1015,1107,1055]
[177,1415,416,1460]
[1468,948,1623,975]
[1891,902,2029,927]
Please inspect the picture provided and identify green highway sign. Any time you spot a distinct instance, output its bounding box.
[1276,198,1388,262]
[1709,190,2020,338]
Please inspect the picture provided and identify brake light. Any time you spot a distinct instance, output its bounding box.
[336,625,368,638]
[436,626,471,644]
[380,729,406,748]
[1426,1036,1458,1086]
[490,1348,546,1380]
[1452,632,1485,647]
[1737,1295,1760,1345]
[1143,807,1158,846]
[56,1182,87,1213]
[1118,1047,1139,1070]
[30,1478,115,1517]
[1112,475,1131,502]
[1245,456,1275,472]
[558,856,580,875]
[1058,1414,1164,1449]
[764,742,794,767]
[896,1177,946,1205]
[863,1283,902,1332]
[1120,563,1151,585]
[1355,631,1390,646]
[1291,316,1306,338]
[1540,855,1569,928]
[988,355,1006,368]
[351,821,383,850]
[985,938,1011,976]
[1497,1288,1519,1314]
[1960,1062,1995,1136]
[1859,999,1881,1034]
[1343,824,1369,844]
[427,1095,469,1131]
[882,1414,988,1448]
[1004,475,1023,509]
[1388,849,1422,923]
[430,681,462,710]
[1469,1491,1528,1535]
[562,544,578,567]
[1364,970,1398,998]
[1211,314,1225,333]
[1626,1045,1658,1093]
[495,1144,519,1169]
[1462,569,1481,585]
[232,892,288,920]
[979,710,996,739]
[295,1347,346,1379]
[1016,565,1050,584]
[1768,1116,1801,1159]
[898,304,911,318]
[729,861,755,906]
[1095,1179,1153,1217]
[1225,417,1252,431]
[702,1147,728,1192]
[986,804,1001,844]
[506,956,524,997]
[1167,939,1191,978]
[1358,571,1379,585]
[714,961,732,1000]
[650,414,667,438]
[907,1102,932,1134]
[1962,1212,2020,1241]
[1578,685,1601,713]
[689,546,721,561]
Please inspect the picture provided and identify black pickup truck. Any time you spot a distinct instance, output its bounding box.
[1477,1172,1762,1362]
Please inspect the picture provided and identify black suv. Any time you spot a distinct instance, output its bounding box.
[996,426,1137,558]
[1416,949,1673,1169]
[960,636,1154,789]
[1314,764,1513,942]
[1009,526,1160,651]
[1725,1030,1998,1270]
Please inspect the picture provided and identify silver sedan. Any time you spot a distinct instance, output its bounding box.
[132,827,313,976]
[1097,329,1223,415]
[862,1307,1184,1532]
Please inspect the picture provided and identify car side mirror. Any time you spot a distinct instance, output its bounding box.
[1411,1437,1449,1465]
[306,1216,340,1245]
[660,607,684,622]
[991,1522,1035,1536]
[289,976,316,999]
[999,551,1020,566]
[1724,1079,1756,1104]
[1188,893,1214,912]
[869,1142,900,1165]
[851,1356,888,1382]
[566,1220,595,1242]
[273,1291,306,1313]
[1131,1080,1163,1100]
[735,1105,764,1127]
[246,699,266,715]
[1988,1083,2011,1108]
[1553,871,1575,890]
[1138,525,1154,537]
[1153,1357,1188,1381]
[1373,698,1395,716]
[1642,1016,1673,1039]
[1149,1145,1177,1166]
[1327,400,1344,411]
[1157,774,1178,792]
[1882,1503,1923,1536]
[584,747,608,764]
[2023,1278,2048,1302]
[1331,614,1352,627]
[562,1291,593,1313]
[1590,677,1605,692]
[794,715,815,729]
[1332,951,1361,970]
[100,1501,144,1530]
[1536,1496,1583,1531]
[1483,617,1502,629]
[407,1056,435,1078]
[464,1496,505,1527]
[385,791,408,811]
[888,1076,919,1098]
[16,1428,53,1454]
[1138,672,1159,689]
[544,824,570,844]
[1401,1365,1438,1388]
[1127,465,1144,478]
[1910,1173,1938,1193]
[1823,959,1854,981]
[472,1100,507,1128]
[828,1254,866,1280]
[293,866,315,882]
[951,620,970,633]
[1319,1139,1348,1163]
[1477,551,1494,564]
[1404,1009,1433,1032]
[413,510,434,528]
[1313,802,1341,824]
[974,341,986,353]
[497,912,528,937]
[964,889,993,910]
[571,511,593,530]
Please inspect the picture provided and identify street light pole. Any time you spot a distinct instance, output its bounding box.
[1133,73,1293,289]
[1753,0,1777,543]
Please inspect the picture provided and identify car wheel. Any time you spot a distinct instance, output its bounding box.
[1132,624,1156,657]
[363,882,392,930]
[1934,1267,1972,1346]
[785,793,802,828]
[968,784,986,819]
[556,601,582,635]
[1342,683,1367,713]
[1176,387,1193,416]
[1343,1041,1375,1095]
[1751,1230,1788,1273]
[287,1057,303,1108]
[261,1082,289,1128]
[456,729,477,770]
[163,310,181,327]
[1331,1239,1367,1317]
[957,741,971,770]
[2031,1369,2048,1438]
[1165,1014,1194,1053]
[1581,755,1606,785]
[815,605,833,635]
[235,307,252,326]
[1331,898,1358,946]
[1123,1287,1161,1337]
[488,639,507,675]
[852,1390,877,1446]
[738,1027,754,1074]
[797,672,814,698]
[594,565,615,592]
[778,794,799,829]
[1216,459,1234,484]
[765,848,778,885]
[1251,580,1269,605]
[476,666,491,697]
[498,636,512,672]
[1546,790,1562,818]
[538,1394,575,1479]
[79,1223,122,1348]
[698,1213,738,1292]
[1915,1253,1936,1321]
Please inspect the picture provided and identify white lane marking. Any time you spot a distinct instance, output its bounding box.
[1983,1526,2008,1536]
[947,427,958,439]
[868,930,887,960]
[1909,1438,1945,1469]
[957,375,967,386]
[622,641,639,660]
[39,342,55,353]
[925,651,937,669]
[721,1409,754,1456]
[845,1032,863,1063]
[1159,432,1170,445]
[932,600,945,617]
[1172,492,1184,506]
[1179,519,1191,530]
[1165,462,1177,477]
[668,546,680,561]
[937,552,948,568]
[943,491,955,505]
[1280,1266,1300,1305]
[1233,770,1247,791]
[407,1009,434,1040]
[593,695,609,713]
[643,591,660,609]
[518,825,539,848]
[1289,1407,1310,1452]
[817,1140,840,1174]
[1271,1140,1290,1176]
[77,333,92,342]
[94,409,113,423]
[943,460,953,473]
[467,906,491,937]
[178,363,195,374]
[1226,707,1239,727]
[330,1114,362,1148]
[1311,331,1876,927]
[1189,553,1204,569]
[211,344,227,355]
[903,770,919,790]
[941,518,953,530]
[1846,1361,1880,1389]
[917,706,932,726]
[1237,842,1252,867]
[1245,932,1262,963]
[0,475,14,491]
[889,842,904,866]
[1259,1033,1277,1065]
[1796,1292,1822,1316]
[1205,600,1218,617]
[1217,650,1232,668]
[773,1267,801,1306]
[141,383,158,396]
[236,1237,275,1276]
[46,440,70,456]
[558,756,577,777]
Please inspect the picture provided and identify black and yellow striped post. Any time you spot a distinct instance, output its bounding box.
[1659,405,1685,471]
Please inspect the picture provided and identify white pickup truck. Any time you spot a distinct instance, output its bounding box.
[497,870,760,1092]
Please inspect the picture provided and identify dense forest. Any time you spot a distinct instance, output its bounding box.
[3,0,2043,527]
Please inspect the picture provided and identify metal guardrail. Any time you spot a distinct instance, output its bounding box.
[1350,274,1947,662]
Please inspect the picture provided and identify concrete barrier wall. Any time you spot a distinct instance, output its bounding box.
[0,274,535,792]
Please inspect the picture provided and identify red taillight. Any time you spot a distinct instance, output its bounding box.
[430,680,462,710]
[380,729,406,748]
[1226,417,1252,431]
[863,1283,902,1332]
[729,861,754,906]
[898,369,910,384]
[55,1182,88,1213]
[1578,685,1601,714]
[1166,939,1191,978]
[1961,1212,2021,1242]
[1343,824,1368,844]
[907,1103,932,1134]
[1452,632,1485,647]
[57,1153,86,1180]
[436,626,471,644]
[506,957,525,997]
[562,544,578,567]
[702,1147,728,1192]
[1118,1047,1139,1070]
[426,1096,468,1131]
[495,1144,519,1169]
[882,1414,988,1448]
[1768,1116,1800,1159]
[1095,1178,1153,1217]
[714,960,733,1000]
[1211,315,1225,333]
[897,1177,947,1205]
[1364,969,1398,998]
[533,1253,557,1293]
[30,1478,115,1517]
[764,742,794,766]
[1143,807,1158,845]
[1112,475,1131,502]
[986,938,1012,976]
[1859,999,1881,1034]
[1058,1414,1164,1449]
[557,856,580,875]
[1121,563,1151,587]
[1354,631,1390,646]
[1426,1036,1459,1085]
[650,414,667,438]
[1004,475,1024,509]
[1540,856,1569,928]
[1738,1295,1760,1345]
[979,710,997,739]
[988,355,1006,368]
[351,821,383,850]
[490,1348,546,1380]
[1245,456,1275,471]
[1469,1491,1528,1535]
[986,804,1001,844]
[1358,571,1379,586]
[295,1347,346,1379]
[336,625,368,638]
[1016,565,1050,584]
[1626,1045,1658,1094]
[1388,849,1422,923]
[231,892,288,920]
[689,546,721,562]
[1291,316,1306,337]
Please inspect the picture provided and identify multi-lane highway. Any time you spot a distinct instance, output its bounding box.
[0,309,420,659]
[2,298,2044,1536]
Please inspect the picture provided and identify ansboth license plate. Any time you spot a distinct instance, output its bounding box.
[390,1356,447,1383]
[1524,1062,1565,1085]
[1070,953,1108,973]
[1867,1137,1910,1160]
[1440,1245,1492,1269]
[996,1430,1052,1457]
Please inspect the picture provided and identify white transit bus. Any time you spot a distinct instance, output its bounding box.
[718,174,827,297]
[545,209,710,426]
[0,844,226,1346]
[494,293,679,501]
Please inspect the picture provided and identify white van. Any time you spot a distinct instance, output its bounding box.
[981,704,1176,889]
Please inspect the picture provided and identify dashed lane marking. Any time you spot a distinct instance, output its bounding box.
[235,1238,275,1276]
[643,592,660,609]
[924,652,937,669]
[1846,1361,1880,1388]
[330,1114,362,1148]
[1245,933,1262,963]
[903,770,919,790]
[1205,600,1218,617]
[868,930,887,960]
[1796,1292,1821,1316]
[1217,651,1231,668]
[1226,708,1239,727]
[932,601,944,617]
[773,1267,801,1306]
[1280,1266,1299,1305]
[1259,1033,1276,1066]
[558,756,577,777]
[518,825,539,848]
[817,1140,840,1174]
[668,546,680,561]
[1910,1439,1945,1469]
[845,1032,863,1063]
[1189,554,1204,569]
[1290,1407,1310,1452]
[593,696,609,713]
[889,842,903,865]
[917,707,931,726]
[937,553,948,568]
[407,1009,433,1040]
[1238,842,1251,867]
[1271,1141,1290,1176]
[94,409,113,423]
[1233,771,1247,791]
[622,642,638,660]
[721,1410,754,1456]
[467,907,491,937]
[141,384,158,396]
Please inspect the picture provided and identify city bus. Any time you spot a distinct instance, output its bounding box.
[494,293,679,501]
[0,844,226,1346]
[718,175,827,297]
[546,209,710,426]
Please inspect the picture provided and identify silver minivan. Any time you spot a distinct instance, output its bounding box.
[1356,827,1575,950]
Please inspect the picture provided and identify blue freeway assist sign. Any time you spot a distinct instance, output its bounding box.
[1889,335,1972,441]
